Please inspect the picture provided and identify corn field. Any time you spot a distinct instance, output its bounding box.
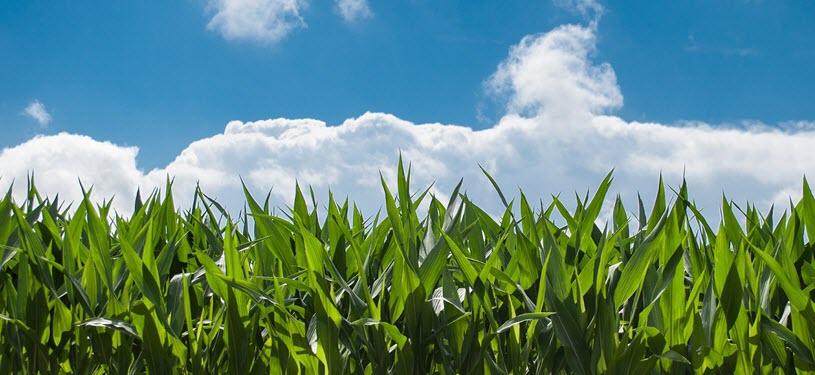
[1,161,815,374]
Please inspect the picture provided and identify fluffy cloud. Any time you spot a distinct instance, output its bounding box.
[3,22,814,219]
[0,134,142,208]
[335,0,372,22]
[487,24,622,119]
[23,100,52,127]
[206,0,308,43]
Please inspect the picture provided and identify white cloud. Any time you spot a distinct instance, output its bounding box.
[487,24,622,120]
[0,134,143,208]
[23,100,52,127]
[206,0,308,43]
[335,0,372,23]
[2,22,814,219]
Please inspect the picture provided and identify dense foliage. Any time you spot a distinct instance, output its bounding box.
[1,162,815,374]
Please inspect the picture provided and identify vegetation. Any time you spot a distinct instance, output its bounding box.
[1,161,815,374]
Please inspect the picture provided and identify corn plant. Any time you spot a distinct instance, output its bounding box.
[1,161,814,374]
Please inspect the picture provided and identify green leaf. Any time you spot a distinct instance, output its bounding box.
[614,208,669,307]
[442,233,478,286]
[495,312,555,334]
[78,318,140,339]
[761,315,815,366]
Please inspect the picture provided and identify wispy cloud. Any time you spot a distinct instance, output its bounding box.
[554,0,604,23]
[684,35,760,57]
[23,100,52,127]
[684,45,760,57]
[206,0,308,44]
[205,0,372,44]
[335,0,372,23]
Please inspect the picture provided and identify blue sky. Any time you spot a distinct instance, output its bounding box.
[1,0,815,216]
[3,0,814,170]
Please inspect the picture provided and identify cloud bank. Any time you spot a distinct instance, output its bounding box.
[3,22,813,218]
[23,100,52,127]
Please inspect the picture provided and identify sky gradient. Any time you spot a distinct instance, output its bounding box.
[1,0,814,216]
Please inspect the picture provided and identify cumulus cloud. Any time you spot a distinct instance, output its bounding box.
[2,22,813,219]
[0,134,142,207]
[23,100,52,127]
[487,24,622,120]
[335,0,372,22]
[206,0,308,43]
